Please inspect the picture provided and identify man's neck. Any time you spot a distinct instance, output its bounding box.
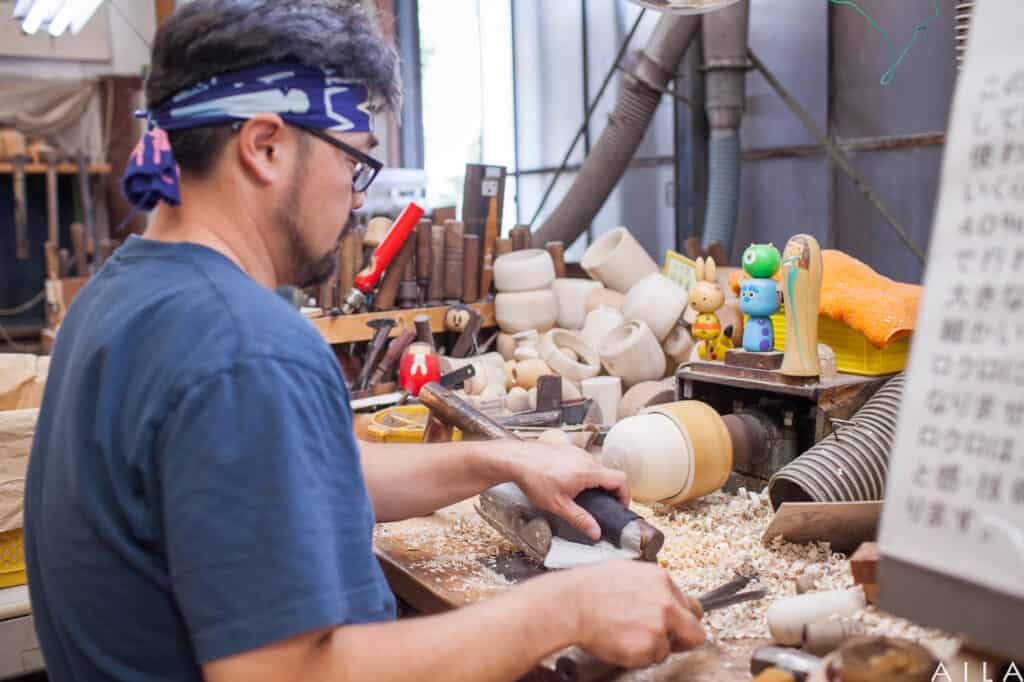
[144,176,282,289]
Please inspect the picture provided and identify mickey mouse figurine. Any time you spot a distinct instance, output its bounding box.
[739,243,781,352]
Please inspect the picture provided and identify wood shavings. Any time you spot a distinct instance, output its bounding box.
[632,490,956,649]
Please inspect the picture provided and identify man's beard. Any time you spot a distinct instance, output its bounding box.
[279,160,344,289]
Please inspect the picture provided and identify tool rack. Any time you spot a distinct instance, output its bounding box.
[311,301,496,344]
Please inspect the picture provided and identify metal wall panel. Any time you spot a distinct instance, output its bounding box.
[832,0,955,138]
[736,156,830,256]
[834,145,943,282]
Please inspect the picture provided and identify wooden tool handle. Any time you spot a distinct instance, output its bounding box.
[479,195,499,295]
[443,220,465,301]
[428,225,446,303]
[413,313,435,350]
[415,219,432,283]
[338,229,360,299]
[70,223,88,276]
[510,224,531,251]
[374,236,416,311]
[418,382,514,440]
[45,158,59,245]
[495,238,513,261]
[462,234,480,303]
[546,241,566,279]
[372,327,417,385]
[12,159,28,260]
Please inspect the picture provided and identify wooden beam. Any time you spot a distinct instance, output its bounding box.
[312,302,495,344]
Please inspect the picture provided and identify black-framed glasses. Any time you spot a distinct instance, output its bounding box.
[293,124,383,193]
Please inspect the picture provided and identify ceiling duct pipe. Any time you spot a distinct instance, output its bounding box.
[699,0,750,256]
[531,12,701,249]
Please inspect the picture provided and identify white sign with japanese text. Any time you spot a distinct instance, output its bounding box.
[878,0,1024,600]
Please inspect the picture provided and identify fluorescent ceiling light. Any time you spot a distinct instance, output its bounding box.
[20,0,64,35]
[48,0,105,36]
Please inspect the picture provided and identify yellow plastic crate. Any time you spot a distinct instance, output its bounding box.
[367,405,463,443]
[767,312,909,376]
[0,528,26,588]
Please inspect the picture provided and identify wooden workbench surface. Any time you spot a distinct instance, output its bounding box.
[373,500,767,681]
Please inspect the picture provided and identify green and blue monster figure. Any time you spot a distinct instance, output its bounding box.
[740,244,782,352]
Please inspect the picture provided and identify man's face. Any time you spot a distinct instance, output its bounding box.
[280,130,376,288]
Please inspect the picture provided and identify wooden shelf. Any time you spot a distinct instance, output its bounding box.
[0,162,111,175]
[312,302,496,344]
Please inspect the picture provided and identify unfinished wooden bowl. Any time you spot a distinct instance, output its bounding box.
[511,329,541,361]
[538,329,601,383]
[506,386,531,413]
[642,400,733,504]
[600,412,692,503]
[512,358,554,390]
[662,325,696,364]
[551,278,604,329]
[495,290,558,333]
[580,376,622,427]
[597,320,665,387]
[766,589,866,646]
[581,227,659,293]
[493,249,556,292]
[497,332,516,361]
[580,306,625,351]
[623,272,688,342]
[585,288,626,313]
[617,380,675,420]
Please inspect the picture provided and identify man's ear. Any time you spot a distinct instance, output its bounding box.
[235,114,290,185]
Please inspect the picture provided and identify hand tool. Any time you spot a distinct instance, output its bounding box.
[449,308,482,358]
[556,575,768,682]
[97,239,116,268]
[70,223,88,276]
[510,224,531,251]
[495,238,513,261]
[415,219,432,304]
[462,234,480,303]
[339,203,423,314]
[40,146,60,251]
[5,131,29,260]
[374,233,416,311]
[443,220,464,302]
[479,195,499,296]
[397,242,419,308]
[427,224,446,304]
[416,382,664,562]
[369,327,417,387]
[413,313,435,350]
[76,152,96,249]
[337,228,361,311]
[438,363,475,389]
[353,318,397,391]
[546,241,566,278]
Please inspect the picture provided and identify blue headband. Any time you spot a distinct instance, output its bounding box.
[121,63,373,212]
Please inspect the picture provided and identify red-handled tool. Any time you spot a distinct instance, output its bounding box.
[340,202,424,314]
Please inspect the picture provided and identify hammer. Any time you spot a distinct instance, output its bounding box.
[417,382,664,562]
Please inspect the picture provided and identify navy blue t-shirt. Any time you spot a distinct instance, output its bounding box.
[24,236,396,681]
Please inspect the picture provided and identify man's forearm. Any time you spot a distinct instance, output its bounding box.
[319,571,576,682]
[360,439,516,521]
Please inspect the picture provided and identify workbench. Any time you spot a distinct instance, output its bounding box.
[373,500,767,681]
[0,586,43,679]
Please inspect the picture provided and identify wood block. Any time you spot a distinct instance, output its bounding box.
[850,541,880,585]
[726,349,783,370]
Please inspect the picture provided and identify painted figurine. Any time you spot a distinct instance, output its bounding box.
[688,257,726,360]
[740,243,782,352]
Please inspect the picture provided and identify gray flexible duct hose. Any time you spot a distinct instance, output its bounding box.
[531,13,701,248]
[768,374,906,509]
[701,130,741,251]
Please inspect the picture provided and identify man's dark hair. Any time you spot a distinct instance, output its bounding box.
[146,0,400,177]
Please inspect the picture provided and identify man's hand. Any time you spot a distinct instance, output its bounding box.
[502,439,629,541]
[561,560,706,668]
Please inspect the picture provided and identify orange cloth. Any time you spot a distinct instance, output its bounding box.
[728,250,920,348]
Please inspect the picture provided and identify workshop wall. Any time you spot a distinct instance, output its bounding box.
[512,0,955,283]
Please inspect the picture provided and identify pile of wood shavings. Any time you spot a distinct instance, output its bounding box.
[375,512,517,595]
[636,489,956,651]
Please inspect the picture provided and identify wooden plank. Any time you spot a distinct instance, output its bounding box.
[0,162,111,176]
[313,302,495,344]
[374,500,766,682]
[763,501,882,555]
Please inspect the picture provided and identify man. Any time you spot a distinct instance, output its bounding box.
[24,2,703,680]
